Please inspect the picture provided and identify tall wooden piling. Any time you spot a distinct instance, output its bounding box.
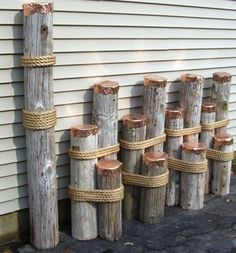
[165,108,184,206]
[180,74,204,142]
[200,103,216,194]
[211,72,232,134]
[92,81,119,159]
[212,133,233,196]
[180,142,206,210]
[70,125,98,240]
[97,160,122,241]
[143,75,167,152]
[121,114,147,220]
[139,152,168,224]
[22,3,58,249]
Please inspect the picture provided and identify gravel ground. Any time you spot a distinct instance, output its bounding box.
[1,175,236,253]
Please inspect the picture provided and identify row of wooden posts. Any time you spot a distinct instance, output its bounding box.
[21,3,234,250]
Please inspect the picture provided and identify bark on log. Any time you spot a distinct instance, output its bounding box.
[180,74,204,142]
[143,75,167,152]
[165,108,184,206]
[70,125,98,240]
[139,152,168,224]
[211,72,232,134]
[212,133,233,196]
[121,114,147,220]
[200,103,216,194]
[97,160,122,241]
[23,3,58,249]
[92,81,119,159]
[180,142,206,210]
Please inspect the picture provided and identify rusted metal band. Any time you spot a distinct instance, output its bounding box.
[123,114,147,128]
[144,75,167,87]
[181,73,204,83]
[93,81,119,94]
[71,125,98,138]
[213,72,232,83]
[201,102,216,113]
[23,3,54,16]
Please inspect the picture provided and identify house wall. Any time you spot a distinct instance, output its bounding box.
[1,0,236,216]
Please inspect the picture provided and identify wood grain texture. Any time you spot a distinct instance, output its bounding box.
[139,152,167,224]
[165,108,184,206]
[121,114,147,220]
[180,142,206,210]
[23,3,59,249]
[70,125,98,240]
[180,74,204,142]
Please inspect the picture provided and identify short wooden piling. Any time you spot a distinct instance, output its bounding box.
[200,103,216,194]
[165,108,184,206]
[180,142,206,210]
[211,72,232,134]
[143,75,167,152]
[97,160,122,241]
[139,152,168,224]
[70,125,98,240]
[121,114,147,220]
[180,74,204,142]
[212,133,233,196]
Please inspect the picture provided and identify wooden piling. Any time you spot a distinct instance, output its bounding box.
[70,125,98,240]
[180,74,204,142]
[143,75,167,151]
[97,160,122,241]
[212,133,233,196]
[200,103,216,194]
[180,142,206,210]
[92,81,119,159]
[211,72,232,134]
[165,108,184,206]
[139,152,168,224]
[22,3,58,249]
[121,114,147,220]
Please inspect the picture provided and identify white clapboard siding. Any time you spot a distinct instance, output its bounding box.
[0,0,236,215]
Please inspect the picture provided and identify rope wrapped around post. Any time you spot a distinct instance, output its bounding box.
[201,119,229,131]
[206,149,234,162]
[165,125,201,137]
[21,54,56,67]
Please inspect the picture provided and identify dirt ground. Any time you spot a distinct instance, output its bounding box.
[1,175,236,253]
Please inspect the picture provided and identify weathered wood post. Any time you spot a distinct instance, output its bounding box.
[165,108,184,206]
[180,142,206,210]
[97,160,123,241]
[143,75,167,151]
[139,152,168,224]
[69,125,98,240]
[200,103,216,194]
[121,114,147,220]
[211,72,232,134]
[180,74,204,142]
[92,81,119,159]
[22,3,58,249]
[212,133,234,196]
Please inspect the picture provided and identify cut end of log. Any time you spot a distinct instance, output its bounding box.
[71,124,98,138]
[182,142,206,154]
[166,107,184,119]
[96,159,122,176]
[144,75,167,87]
[201,102,216,113]
[143,151,168,166]
[123,114,147,128]
[213,133,233,146]
[181,73,203,83]
[93,80,119,94]
[23,3,54,16]
[213,72,232,83]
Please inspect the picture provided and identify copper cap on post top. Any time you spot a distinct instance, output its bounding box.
[166,107,184,119]
[144,75,167,88]
[182,142,206,155]
[143,152,168,167]
[213,133,233,146]
[96,160,122,176]
[201,102,216,113]
[93,80,119,94]
[123,114,147,128]
[213,72,232,83]
[23,3,54,16]
[181,73,203,83]
[71,124,98,138]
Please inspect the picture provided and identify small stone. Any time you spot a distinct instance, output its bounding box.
[226,199,230,203]
[125,242,134,246]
